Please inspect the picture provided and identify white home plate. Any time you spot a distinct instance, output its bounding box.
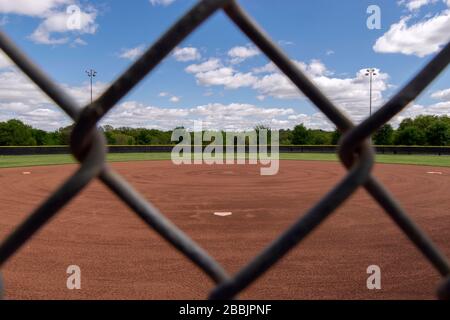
[214,212,232,217]
[22,172,31,175]
[427,171,443,175]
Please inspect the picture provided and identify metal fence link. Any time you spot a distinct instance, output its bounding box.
[0,0,449,300]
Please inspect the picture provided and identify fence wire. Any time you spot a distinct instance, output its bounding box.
[0,0,449,300]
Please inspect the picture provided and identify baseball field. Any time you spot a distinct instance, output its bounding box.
[0,154,449,299]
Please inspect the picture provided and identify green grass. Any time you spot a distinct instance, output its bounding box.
[372,154,450,166]
[280,153,450,167]
[0,153,171,168]
[0,152,448,168]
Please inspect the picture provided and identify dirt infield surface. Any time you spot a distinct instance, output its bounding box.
[0,160,449,300]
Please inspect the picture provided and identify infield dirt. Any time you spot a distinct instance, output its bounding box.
[0,160,449,299]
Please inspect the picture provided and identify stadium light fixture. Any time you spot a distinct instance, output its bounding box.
[365,68,377,117]
[85,69,97,104]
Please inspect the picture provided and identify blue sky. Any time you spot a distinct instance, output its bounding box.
[0,0,449,131]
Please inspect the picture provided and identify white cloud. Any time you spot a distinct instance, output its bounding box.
[0,68,448,131]
[185,58,222,73]
[0,52,13,69]
[0,69,107,130]
[186,58,257,89]
[0,70,50,106]
[393,101,450,127]
[278,40,294,46]
[0,0,70,17]
[149,0,176,6]
[0,70,68,129]
[158,91,181,103]
[0,68,331,131]
[0,60,446,132]
[252,73,298,99]
[118,45,145,60]
[227,45,260,64]
[398,0,437,11]
[0,1,98,45]
[170,96,180,103]
[29,7,98,45]
[103,102,309,131]
[391,84,450,126]
[72,37,87,47]
[194,67,257,89]
[431,87,450,100]
[253,64,390,124]
[186,57,392,125]
[101,91,450,132]
[173,47,201,62]
[252,62,278,74]
[62,81,107,106]
[373,4,450,57]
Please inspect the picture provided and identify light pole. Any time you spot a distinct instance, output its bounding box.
[365,68,377,117]
[86,69,97,104]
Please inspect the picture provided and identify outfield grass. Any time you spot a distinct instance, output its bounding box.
[0,152,449,168]
[0,153,171,168]
[281,153,450,167]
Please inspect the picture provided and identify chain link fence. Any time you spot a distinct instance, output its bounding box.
[0,0,449,300]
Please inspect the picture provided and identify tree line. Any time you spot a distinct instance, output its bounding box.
[0,115,449,146]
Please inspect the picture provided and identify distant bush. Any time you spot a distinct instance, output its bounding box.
[373,124,394,145]
[394,115,450,146]
[0,119,37,146]
[1,115,449,146]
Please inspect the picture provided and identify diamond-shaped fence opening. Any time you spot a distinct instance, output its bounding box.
[0,0,449,300]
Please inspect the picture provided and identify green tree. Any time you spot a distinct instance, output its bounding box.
[395,125,426,145]
[56,124,74,145]
[45,132,61,145]
[426,120,450,146]
[31,129,49,145]
[292,124,311,145]
[112,133,135,145]
[254,125,271,145]
[136,129,153,145]
[331,129,342,145]
[279,129,293,145]
[3,116,450,147]
[373,124,394,145]
[0,119,36,146]
[309,129,332,145]
[413,115,436,131]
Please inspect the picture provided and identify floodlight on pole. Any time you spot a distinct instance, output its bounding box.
[85,69,97,104]
[365,68,377,117]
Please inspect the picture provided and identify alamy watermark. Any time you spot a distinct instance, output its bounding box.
[66,5,82,30]
[171,122,280,176]
[66,265,81,290]
[367,5,381,30]
[366,265,381,290]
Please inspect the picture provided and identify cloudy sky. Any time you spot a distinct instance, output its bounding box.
[0,0,449,131]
